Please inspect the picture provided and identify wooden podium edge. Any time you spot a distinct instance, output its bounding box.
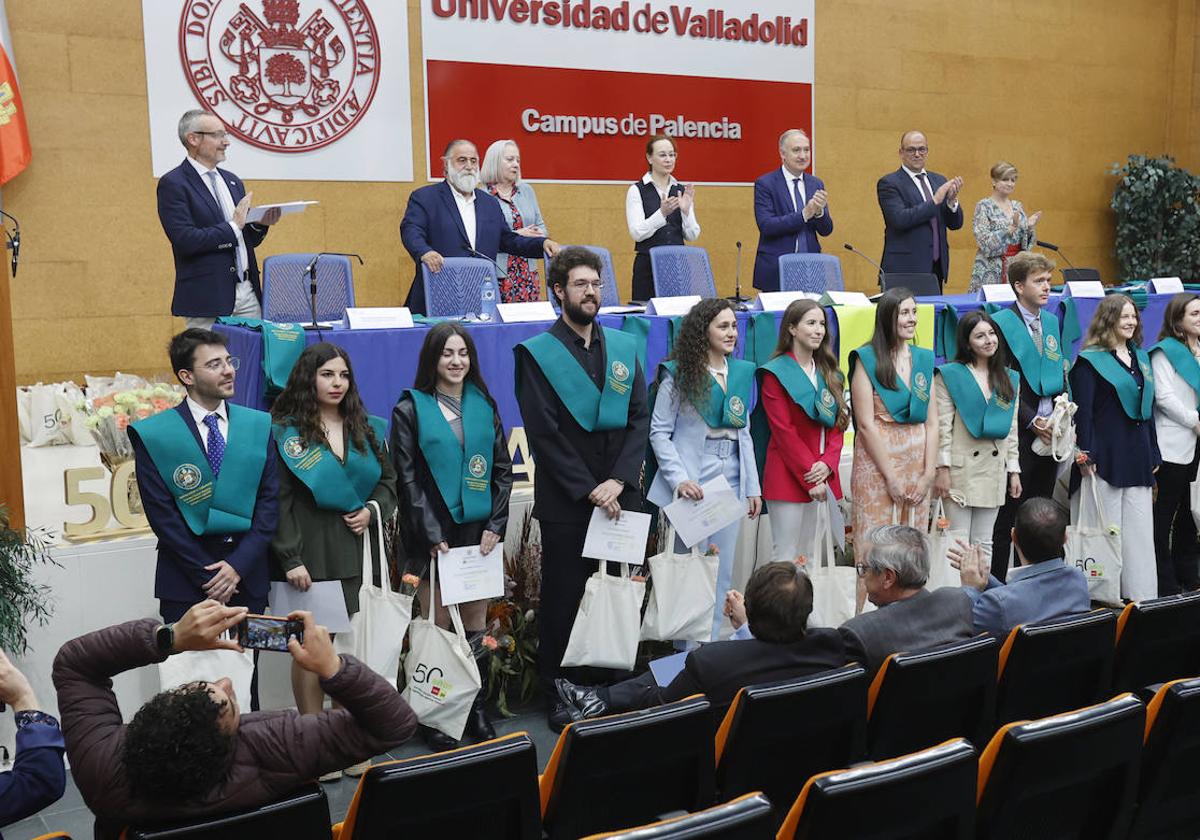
[0,258,23,530]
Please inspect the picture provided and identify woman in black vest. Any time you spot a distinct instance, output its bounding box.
[625,134,701,301]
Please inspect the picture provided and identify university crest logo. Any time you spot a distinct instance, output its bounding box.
[820,389,835,406]
[728,396,745,416]
[180,0,380,152]
[173,463,202,490]
[283,435,307,458]
[468,454,487,478]
[611,361,629,383]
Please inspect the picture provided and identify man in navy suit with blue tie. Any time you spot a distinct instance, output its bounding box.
[401,139,560,315]
[156,110,283,330]
[751,129,834,292]
[877,130,964,285]
[128,329,278,624]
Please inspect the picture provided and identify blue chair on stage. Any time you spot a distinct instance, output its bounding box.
[262,253,355,323]
[422,257,498,318]
[546,245,621,311]
[779,253,844,294]
[650,245,717,298]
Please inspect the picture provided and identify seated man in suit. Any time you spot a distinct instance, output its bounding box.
[400,139,560,315]
[128,329,278,624]
[553,561,846,720]
[751,128,834,292]
[951,497,1090,638]
[876,130,964,286]
[840,524,975,675]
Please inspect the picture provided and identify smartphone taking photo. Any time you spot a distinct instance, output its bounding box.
[237,614,304,652]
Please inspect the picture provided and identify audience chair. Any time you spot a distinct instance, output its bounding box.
[1128,676,1200,838]
[262,253,355,323]
[775,738,977,840]
[30,834,72,839]
[976,693,1145,840]
[547,245,622,310]
[714,665,867,826]
[1112,592,1200,693]
[867,635,999,759]
[778,253,844,294]
[125,784,331,839]
[880,272,940,296]
[995,610,1116,726]
[540,695,715,840]
[421,257,498,318]
[580,793,775,839]
[331,732,541,840]
[649,246,717,299]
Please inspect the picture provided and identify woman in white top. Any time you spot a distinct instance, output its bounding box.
[625,134,700,301]
[1150,292,1200,594]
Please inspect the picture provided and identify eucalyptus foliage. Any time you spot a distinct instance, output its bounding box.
[1109,155,1200,282]
[0,506,58,655]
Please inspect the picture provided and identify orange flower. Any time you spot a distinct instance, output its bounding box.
[151,398,171,412]
[936,517,950,530]
[794,554,808,567]
[115,414,130,430]
[481,635,499,651]
[1074,451,1090,465]
[401,573,421,587]
[135,408,152,419]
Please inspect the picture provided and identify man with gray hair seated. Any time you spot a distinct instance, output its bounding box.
[839,524,975,675]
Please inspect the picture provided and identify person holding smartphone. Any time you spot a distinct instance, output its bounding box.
[0,650,66,830]
[391,322,513,751]
[269,342,397,779]
[625,134,700,301]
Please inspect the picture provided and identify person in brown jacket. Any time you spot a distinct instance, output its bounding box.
[51,600,417,838]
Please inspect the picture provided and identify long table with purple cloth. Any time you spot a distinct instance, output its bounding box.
[215,291,1173,429]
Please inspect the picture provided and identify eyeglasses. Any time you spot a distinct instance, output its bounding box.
[569,280,605,291]
[194,130,229,140]
[196,356,240,373]
[901,146,929,155]
[855,563,870,578]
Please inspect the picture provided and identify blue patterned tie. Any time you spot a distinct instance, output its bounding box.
[202,414,225,477]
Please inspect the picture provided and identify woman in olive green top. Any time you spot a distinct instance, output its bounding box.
[269,342,397,776]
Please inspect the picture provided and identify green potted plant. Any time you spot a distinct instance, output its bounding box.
[1109,154,1200,282]
[0,506,58,655]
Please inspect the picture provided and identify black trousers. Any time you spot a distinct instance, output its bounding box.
[991,433,1061,581]
[603,671,663,712]
[631,253,654,302]
[1153,456,1200,595]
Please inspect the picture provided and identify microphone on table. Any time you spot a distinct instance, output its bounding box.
[0,209,20,277]
[1035,240,1078,270]
[303,252,363,330]
[465,244,512,279]
[728,241,749,310]
[843,242,884,290]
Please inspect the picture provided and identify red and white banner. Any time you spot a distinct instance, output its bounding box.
[0,0,31,185]
[421,0,815,184]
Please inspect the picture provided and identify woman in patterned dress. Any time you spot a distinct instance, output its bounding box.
[482,139,550,303]
[968,161,1042,292]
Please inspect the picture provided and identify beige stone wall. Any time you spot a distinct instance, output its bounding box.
[5,0,1198,383]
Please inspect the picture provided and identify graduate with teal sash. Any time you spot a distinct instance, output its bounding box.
[128,328,279,624]
[393,323,513,751]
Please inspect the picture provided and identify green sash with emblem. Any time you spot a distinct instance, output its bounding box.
[515,327,638,432]
[936,363,1020,440]
[660,359,755,429]
[409,383,495,524]
[272,415,386,513]
[992,308,1066,398]
[132,405,270,536]
[1075,347,1155,421]
[757,354,840,428]
[849,344,934,423]
[1150,338,1200,407]
[215,317,306,396]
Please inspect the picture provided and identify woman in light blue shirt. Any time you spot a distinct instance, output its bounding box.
[482,139,549,303]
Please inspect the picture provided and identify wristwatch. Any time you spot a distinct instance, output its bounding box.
[155,623,175,657]
[14,710,59,730]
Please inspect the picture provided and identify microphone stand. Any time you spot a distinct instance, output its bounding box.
[843,242,885,291]
[304,252,364,332]
[0,209,20,278]
[1035,240,1077,271]
[728,241,749,310]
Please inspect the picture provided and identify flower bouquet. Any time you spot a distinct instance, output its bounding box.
[480,510,542,717]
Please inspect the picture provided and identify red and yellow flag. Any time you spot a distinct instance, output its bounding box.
[0,0,30,185]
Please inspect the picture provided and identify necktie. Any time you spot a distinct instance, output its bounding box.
[203,414,225,477]
[916,172,941,265]
[1029,318,1043,353]
[206,170,246,280]
[792,177,807,253]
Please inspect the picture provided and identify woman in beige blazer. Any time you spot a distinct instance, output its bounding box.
[933,311,1022,566]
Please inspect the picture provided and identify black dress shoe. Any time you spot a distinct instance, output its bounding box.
[547,701,579,734]
[554,678,608,720]
[420,724,460,752]
[466,692,496,742]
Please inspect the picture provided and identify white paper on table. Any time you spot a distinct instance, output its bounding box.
[496,301,557,323]
[647,295,701,316]
[756,290,820,311]
[345,306,415,329]
[662,474,745,549]
[648,650,689,687]
[598,304,646,315]
[438,545,505,606]
[582,507,652,564]
[267,580,351,633]
[246,200,318,223]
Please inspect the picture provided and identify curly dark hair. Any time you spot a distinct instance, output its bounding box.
[772,298,850,431]
[270,342,382,463]
[953,311,1015,403]
[122,684,236,802]
[665,298,735,415]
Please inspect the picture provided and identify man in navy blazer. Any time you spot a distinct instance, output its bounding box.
[876,130,964,284]
[128,329,278,624]
[951,497,1090,639]
[752,128,834,291]
[156,110,282,329]
[401,139,560,315]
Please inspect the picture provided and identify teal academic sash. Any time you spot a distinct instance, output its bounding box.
[409,384,495,524]
[133,405,270,536]
[759,354,840,428]
[936,363,1020,440]
[272,416,386,513]
[849,344,934,424]
[215,317,306,395]
[516,327,638,432]
[1150,338,1200,407]
[1075,347,1155,421]
[992,307,1066,397]
[659,359,755,429]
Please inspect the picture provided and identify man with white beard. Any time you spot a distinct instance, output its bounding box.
[401,139,560,315]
